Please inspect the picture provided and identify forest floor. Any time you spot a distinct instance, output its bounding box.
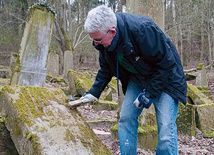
[76,71,214,155]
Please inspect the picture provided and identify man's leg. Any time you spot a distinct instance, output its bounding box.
[153,92,179,155]
[118,80,143,155]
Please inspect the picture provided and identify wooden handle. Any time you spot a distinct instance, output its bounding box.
[68,99,83,107]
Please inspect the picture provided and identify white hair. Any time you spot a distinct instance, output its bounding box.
[84,5,117,34]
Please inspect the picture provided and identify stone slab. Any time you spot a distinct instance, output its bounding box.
[0,86,111,155]
[196,104,214,137]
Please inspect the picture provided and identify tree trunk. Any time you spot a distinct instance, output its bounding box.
[126,0,164,31]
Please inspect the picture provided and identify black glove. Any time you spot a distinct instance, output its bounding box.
[133,92,153,108]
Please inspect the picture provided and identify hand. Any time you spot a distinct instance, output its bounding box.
[80,93,97,103]
[133,92,153,109]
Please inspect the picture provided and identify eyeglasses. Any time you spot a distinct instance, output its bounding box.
[89,30,109,44]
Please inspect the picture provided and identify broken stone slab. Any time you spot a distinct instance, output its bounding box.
[187,84,213,105]
[67,70,93,96]
[111,105,158,150]
[92,100,118,111]
[100,87,113,101]
[197,86,213,100]
[196,104,214,138]
[87,119,117,130]
[110,124,157,150]
[0,86,112,155]
[185,73,196,81]
[177,103,196,136]
[138,105,158,150]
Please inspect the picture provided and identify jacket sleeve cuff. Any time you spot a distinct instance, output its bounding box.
[88,88,101,99]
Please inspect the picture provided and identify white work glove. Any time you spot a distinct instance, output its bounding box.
[80,93,97,103]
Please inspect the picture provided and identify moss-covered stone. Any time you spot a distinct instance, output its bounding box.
[138,125,157,150]
[177,103,196,136]
[10,53,21,86]
[108,77,117,93]
[110,124,157,150]
[0,85,112,154]
[92,100,118,111]
[68,70,93,95]
[187,84,213,105]
[86,119,117,128]
[185,73,196,81]
[196,104,214,137]
[100,87,113,101]
[197,86,212,100]
[196,63,204,70]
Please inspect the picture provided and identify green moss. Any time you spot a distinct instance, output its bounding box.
[111,124,157,136]
[28,133,42,153]
[66,111,112,154]
[86,119,117,125]
[10,53,21,85]
[197,86,212,99]
[93,100,118,111]
[3,86,64,127]
[196,104,214,137]
[64,128,76,143]
[187,84,213,105]
[28,3,57,20]
[196,63,204,70]
[12,119,22,136]
[46,74,53,82]
[177,103,196,136]
[62,29,72,51]
[0,117,4,123]
[110,124,118,132]
[139,125,157,135]
[77,124,111,155]
[0,85,3,92]
[108,78,117,92]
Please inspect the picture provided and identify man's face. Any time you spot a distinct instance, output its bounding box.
[89,28,116,47]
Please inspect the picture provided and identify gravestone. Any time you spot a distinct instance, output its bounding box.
[63,50,73,77]
[11,6,54,86]
[46,50,59,77]
[195,64,208,87]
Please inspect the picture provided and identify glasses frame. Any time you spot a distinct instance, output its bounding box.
[89,30,109,44]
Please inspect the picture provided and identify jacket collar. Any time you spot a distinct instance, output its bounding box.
[116,13,135,56]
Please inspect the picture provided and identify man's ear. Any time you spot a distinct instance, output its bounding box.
[109,27,116,36]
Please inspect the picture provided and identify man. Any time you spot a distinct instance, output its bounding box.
[81,5,187,155]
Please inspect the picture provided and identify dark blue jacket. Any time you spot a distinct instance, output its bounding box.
[88,12,187,104]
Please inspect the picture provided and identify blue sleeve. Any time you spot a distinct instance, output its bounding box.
[88,51,113,98]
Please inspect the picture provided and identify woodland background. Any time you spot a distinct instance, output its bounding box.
[0,0,214,73]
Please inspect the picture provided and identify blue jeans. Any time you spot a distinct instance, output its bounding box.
[118,79,179,155]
